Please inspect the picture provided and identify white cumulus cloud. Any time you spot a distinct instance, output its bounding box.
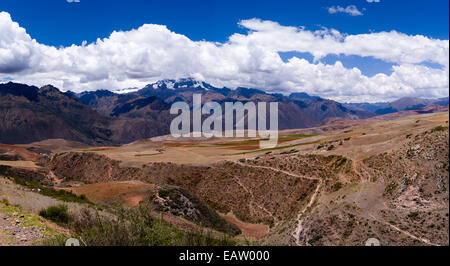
[0,11,448,102]
[328,5,363,16]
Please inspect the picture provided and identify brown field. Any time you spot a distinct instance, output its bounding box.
[59,181,155,206]
[68,111,448,167]
[0,160,40,169]
[220,213,270,239]
[1,111,448,246]
[77,133,325,166]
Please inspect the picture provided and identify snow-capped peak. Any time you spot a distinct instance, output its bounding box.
[147,78,216,91]
[112,87,140,94]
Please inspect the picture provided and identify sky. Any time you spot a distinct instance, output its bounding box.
[0,0,449,102]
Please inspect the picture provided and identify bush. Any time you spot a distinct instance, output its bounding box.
[432,125,448,132]
[1,198,10,206]
[39,205,70,224]
[333,182,343,192]
[308,234,323,245]
[408,211,420,220]
[155,187,241,236]
[383,182,398,197]
[11,176,91,204]
[68,205,238,246]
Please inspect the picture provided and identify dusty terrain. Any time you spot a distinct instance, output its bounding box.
[0,111,448,245]
[58,180,155,207]
[0,178,74,246]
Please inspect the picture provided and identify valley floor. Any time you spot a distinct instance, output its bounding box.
[0,111,448,246]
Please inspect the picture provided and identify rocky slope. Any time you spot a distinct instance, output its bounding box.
[262,126,449,245]
[0,83,112,145]
[3,80,448,146]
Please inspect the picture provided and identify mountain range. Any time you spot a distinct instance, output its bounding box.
[345,97,449,114]
[0,78,448,145]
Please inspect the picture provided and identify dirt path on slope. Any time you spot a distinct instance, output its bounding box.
[231,174,276,221]
[0,203,68,246]
[234,161,322,245]
[219,213,270,239]
[368,214,439,246]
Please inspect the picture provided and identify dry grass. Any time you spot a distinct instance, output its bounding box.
[0,160,40,169]
[219,212,269,239]
[59,181,155,206]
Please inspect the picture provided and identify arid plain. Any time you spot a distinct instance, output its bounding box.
[1,110,448,245]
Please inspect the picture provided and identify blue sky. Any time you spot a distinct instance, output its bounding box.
[1,0,448,46]
[0,0,448,102]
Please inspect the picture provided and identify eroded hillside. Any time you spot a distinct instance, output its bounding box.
[2,111,448,245]
[260,126,449,245]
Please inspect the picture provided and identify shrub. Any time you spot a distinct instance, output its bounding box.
[11,176,91,204]
[1,198,10,206]
[308,234,323,245]
[68,205,238,246]
[39,205,70,224]
[155,187,241,236]
[383,182,398,197]
[408,211,420,220]
[432,125,448,132]
[333,182,343,192]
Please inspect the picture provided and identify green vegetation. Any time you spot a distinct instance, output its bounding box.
[11,176,91,204]
[278,134,318,142]
[280,149,298,155]
[134,153,161,157]
[44,204,238,246]
[1,165,90,204]
[216,134,318,148]
[308,234,323,245]
[39,205,70,224]
[230,139,322,155]
[343,214,356,238]
[1,203,61,239]
[408,211,420,220]
[215,139,264,147]
[155,187,241,236]
[431,125,449,132]
[383,182,398,197]
[333,182,343,192]
[1,198,10,206]
[77,148,111,152]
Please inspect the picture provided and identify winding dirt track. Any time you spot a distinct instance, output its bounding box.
[368,214,439,246]
[234,161,322,245]
[235,160,440,246]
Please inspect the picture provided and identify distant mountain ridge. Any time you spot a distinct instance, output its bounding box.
[375,97,449,115]
[0,83,112,145]
[344,102,389,113]
[345,97,449,115]
[0,79,448,145]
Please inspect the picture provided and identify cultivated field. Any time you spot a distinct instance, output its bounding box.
[1,111,448,245]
